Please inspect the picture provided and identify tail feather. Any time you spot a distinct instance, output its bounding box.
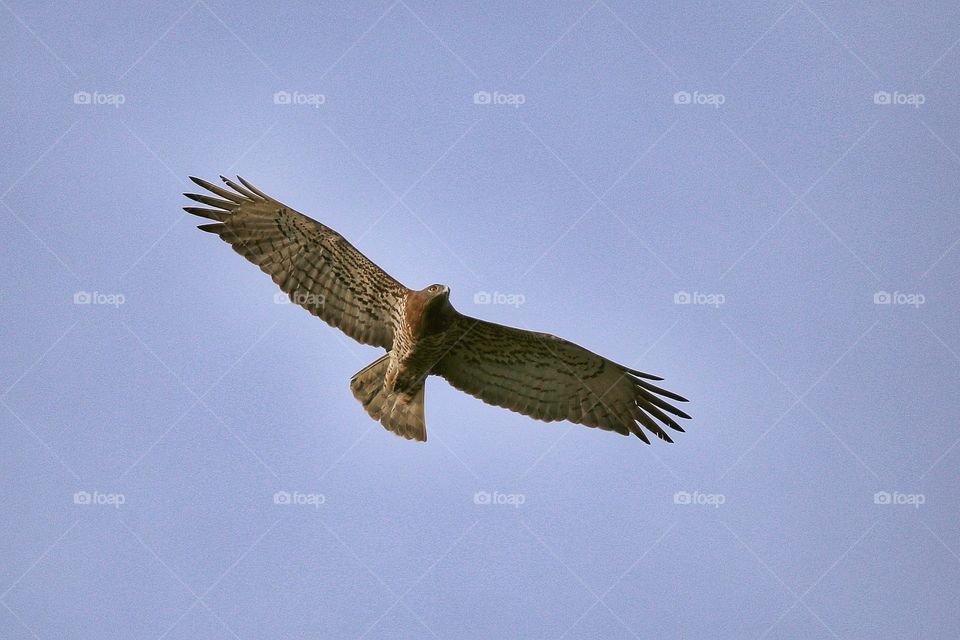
[350,355,427,442]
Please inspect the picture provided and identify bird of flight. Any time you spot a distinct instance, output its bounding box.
[183,176,690,443]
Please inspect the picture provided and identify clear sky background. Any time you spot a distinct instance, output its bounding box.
[2,1,959,638]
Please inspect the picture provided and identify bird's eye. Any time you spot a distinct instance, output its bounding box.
[429,285,438,292]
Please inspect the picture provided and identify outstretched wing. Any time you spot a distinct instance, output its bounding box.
[183,176,408,349]
[435,316,690,443]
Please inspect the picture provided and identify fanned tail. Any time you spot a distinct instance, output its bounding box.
[350,355,427,442]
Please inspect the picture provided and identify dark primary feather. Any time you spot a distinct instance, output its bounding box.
[183,175,409,349]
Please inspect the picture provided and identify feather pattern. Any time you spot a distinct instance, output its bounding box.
[183,176,408,349]
[434,317,689,443]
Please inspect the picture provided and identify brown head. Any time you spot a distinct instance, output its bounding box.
[405,284,455,338]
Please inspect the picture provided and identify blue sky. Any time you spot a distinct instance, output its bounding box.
[2,1,959,638]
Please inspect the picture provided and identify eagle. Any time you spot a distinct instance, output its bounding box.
[183,176,690,443]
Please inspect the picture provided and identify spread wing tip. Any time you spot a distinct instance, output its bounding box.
[185,174,269,204]
[213,174,270,201]
[183,192,237,210]
[627,367,664,381]
[626,427,674,444]
[183,206,227,221]
[237,175,270,198]
[627,373,691,442]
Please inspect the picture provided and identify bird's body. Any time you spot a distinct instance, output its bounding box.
[183,176,691,443]
[391,285,456,392]
[351,286,458,440]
